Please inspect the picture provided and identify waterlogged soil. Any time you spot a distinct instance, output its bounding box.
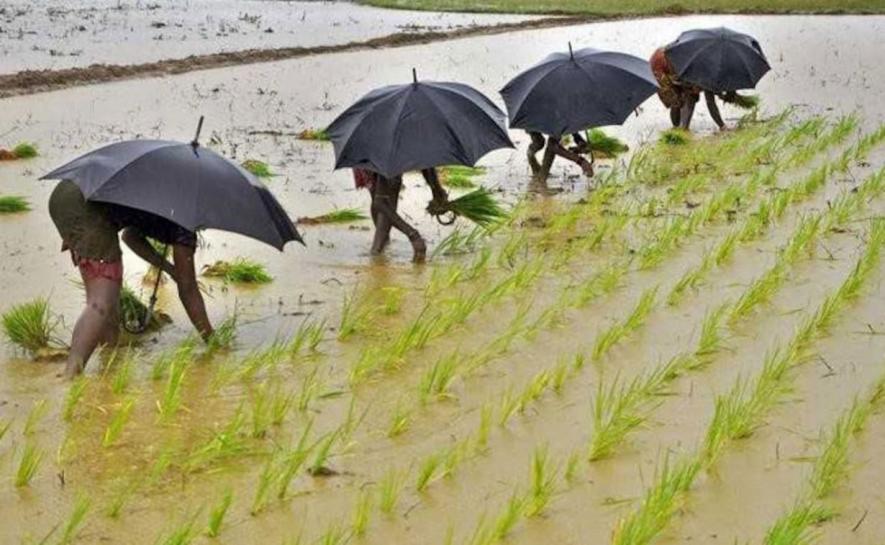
[1,13,885,545]
[0,0,537,74]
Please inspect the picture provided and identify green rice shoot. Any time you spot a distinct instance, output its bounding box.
[435,187,507,227]
[660,128,691,146]
[298,207,368,225]
[203,258,273,284]
[0,195,31,214]
[440,165,486,189]
[1,297,61,355]
[585,128,629,158]
[241,159,274,178]
[12,142,38,158]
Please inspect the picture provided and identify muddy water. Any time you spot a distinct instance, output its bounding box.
[0,0,537,74]
[1,14,885,545]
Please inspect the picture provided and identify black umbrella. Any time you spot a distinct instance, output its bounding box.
[501,44,659,138]
[326,69,513,178]
[41,118,302,251]
[665,27,770,93]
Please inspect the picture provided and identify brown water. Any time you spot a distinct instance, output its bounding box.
[1,13,885,545]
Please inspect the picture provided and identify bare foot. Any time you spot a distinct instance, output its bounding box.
[410,234,427,263]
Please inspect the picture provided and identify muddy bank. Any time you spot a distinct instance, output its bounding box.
[0,15,592,98]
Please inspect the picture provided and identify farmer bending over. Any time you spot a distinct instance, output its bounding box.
[650,46,751,131]
[354,167,448,262]
[526,130,594,184]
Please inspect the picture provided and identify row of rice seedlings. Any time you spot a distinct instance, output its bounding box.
[784,114,858,169]
[591,287,658,361]
[154,511,201,545]
[102,397,135,448]
[202,258,273,284]
[151,338,197,381]
[106,449,173,518]
[763,375,885,545]
[157,355,189,422]
[62,377,88,422]
[1,297,63,356]
[611,223,885,545]
[0,195,30,213]
[37,494,92,545]
[286,317,326,356]
[337,287,380,341]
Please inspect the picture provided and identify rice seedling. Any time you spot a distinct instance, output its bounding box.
[474,403,493,453]
[102,397,135,447]
[585,128,629,157]
[694,303,730,360]
[287,317,326,356]
[524,445,558,517]
[564,450,582,485]
[763,502,833,545]
[296,128,330,141]
[432,225,488,257]
[387,402,411,438]
[106,479,140,519]
[0,419,12,443]
[592,288,657,361]
[56,496,92,545]
[206,489,233,538]
[551,358,570,394]
[492,491,527,541]
[611,455,701,545]
[276,421,315,499]
[378,467,406,516]
[62,377,87,422]
[12,142,38,158]
[518,369,552,413]
[497,388,520,427]
[297,366,321,413]
[251,455,283,515]
[2,297,62,356]
[415,452,442,492]
[433,187,507,227]
[23,399,48,436]
[0,195,30,213]
[317,524,350,545]
[157,356,188,422]
[151,339,196,381]
[203,258,273,284]
[439,165,486,189]
[110,346,136,394]
[155,513,200,545]
[206,313,238,352]
[338,288,375,341]
[14,442,43,487]
[441,439,469,479]
[241,159,273,178]
[659,128,690,146]
[308,429,339,476]
[418,352,460,404]
[298,207,368,225]
[352,488,373,537]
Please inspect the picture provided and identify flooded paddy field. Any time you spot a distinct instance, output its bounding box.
[0,0,537,73]
[1,12,885,545]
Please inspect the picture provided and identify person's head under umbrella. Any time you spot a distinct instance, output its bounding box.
[48,180,214,377]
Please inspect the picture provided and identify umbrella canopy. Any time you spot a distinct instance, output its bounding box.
[41,136,302,251]
[326,71,514,179]
[500,45,658,138]
[665,27,770,93]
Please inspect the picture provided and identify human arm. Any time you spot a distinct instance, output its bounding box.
[172,244,213,341]
[121,227,175,278]
[421,168,448,205]
[704,91,725,130]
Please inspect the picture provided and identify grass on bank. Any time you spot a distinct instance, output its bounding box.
[357,0,883,15]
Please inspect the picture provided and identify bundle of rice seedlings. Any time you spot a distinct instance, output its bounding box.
[439,165,486,189]
[241,159,273,178]
[660,129,691,146]
[429,187,507,227]
[13,142,38,158]
[203,258,273,284]
[0,195,30,214]
[585,128,629,158]
[297,208,368,225]
[297,128,331,141]
[120,284,171,332]
[723,93,760,110]
[2,298,64,357]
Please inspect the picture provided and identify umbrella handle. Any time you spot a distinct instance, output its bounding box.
[192,116,204,147]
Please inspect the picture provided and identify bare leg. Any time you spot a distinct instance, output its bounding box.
[368,183,391,253]
[372,182,426,262]
[548,137,593,177]
[527,131,545,176]
[704,91,725,130]
[679,94,698,130]
[670,107,681,127]
[66,274,121,377]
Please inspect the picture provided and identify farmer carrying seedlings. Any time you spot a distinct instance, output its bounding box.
[354,167,449,262]
[526,131,594,183]
[650,28,770,130]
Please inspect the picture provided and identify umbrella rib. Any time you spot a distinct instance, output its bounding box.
[421,88,472,165]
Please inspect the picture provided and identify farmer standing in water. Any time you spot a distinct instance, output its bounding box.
[353,167,449,262]
[526,131,594,184]
[650,46,750,131]
[49,180,213,376]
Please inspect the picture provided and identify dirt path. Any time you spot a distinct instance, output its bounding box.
[0,15,593,99]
